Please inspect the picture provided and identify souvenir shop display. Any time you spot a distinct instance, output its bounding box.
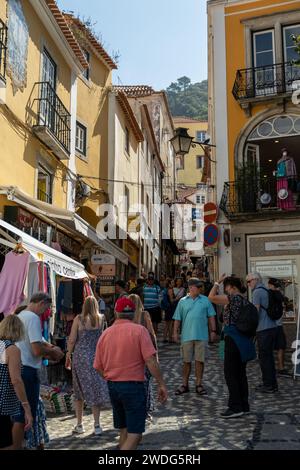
[0,218,95,404]
[275,148,297,211]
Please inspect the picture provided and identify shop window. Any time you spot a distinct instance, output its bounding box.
[37,165,53,204]
[250,258,298,323]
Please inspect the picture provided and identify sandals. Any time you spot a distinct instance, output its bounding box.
[195,385,208,396]
[175,385,190,395]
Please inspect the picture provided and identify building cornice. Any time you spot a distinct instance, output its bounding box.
[29,0,88,75]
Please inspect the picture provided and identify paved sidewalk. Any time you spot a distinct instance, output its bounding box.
[46,339,300,450]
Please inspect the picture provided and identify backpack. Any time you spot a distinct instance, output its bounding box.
[232,296,259,337]
[257,287,284,321]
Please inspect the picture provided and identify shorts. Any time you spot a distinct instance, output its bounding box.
[0,415,13,448]
[274,326,287,351]
[148,307,162,324]
[181,341,206,363]
[13,366,40,424]
[108,381,146,434]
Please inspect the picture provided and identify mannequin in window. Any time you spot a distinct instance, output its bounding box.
[276,148,297,210]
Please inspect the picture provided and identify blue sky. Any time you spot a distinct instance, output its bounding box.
[57,0,207,90]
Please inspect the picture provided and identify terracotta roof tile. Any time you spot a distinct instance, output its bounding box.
[114,91,144,143]
[173,116,208,124]
[64,13,118,70]
[44,0,88,69]
[114,85,155,97]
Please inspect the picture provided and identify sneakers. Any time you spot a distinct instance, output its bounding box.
[220,409,244,419]
[94,425,103,436]
[73,424,85,434]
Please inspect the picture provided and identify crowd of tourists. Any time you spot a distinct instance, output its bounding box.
[0,267,290,450]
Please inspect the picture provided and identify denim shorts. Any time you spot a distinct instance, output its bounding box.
[108,381,146,434]
[13,366,40,423]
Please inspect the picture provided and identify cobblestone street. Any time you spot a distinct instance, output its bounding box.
[46,337,300,450]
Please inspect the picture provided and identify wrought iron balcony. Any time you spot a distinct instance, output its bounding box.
[219,175,300,219]
[0,19,7,82]
[232,62,300,102]
[32,82,71,159]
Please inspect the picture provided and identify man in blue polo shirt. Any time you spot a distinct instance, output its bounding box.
[173,278,217,396]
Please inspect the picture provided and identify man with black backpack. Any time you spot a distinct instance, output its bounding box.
[246,272,278,393]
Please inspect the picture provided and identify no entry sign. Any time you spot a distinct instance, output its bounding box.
[203,202,218,224]
[204,224,219,246]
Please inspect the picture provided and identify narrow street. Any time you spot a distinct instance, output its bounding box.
[47,334,300,450]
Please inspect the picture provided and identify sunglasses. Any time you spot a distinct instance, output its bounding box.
[247,279,255,284]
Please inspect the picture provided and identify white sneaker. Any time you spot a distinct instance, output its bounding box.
[73,424,85,434]
[94,425,103,436]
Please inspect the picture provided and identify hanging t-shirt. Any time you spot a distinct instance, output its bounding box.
[0,251,30,316]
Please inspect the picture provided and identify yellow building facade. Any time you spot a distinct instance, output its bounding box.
[173,117,208,187]
[209,0,300,336]
[0,0,129,268]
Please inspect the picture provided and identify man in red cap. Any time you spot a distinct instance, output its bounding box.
[94,297,168,450]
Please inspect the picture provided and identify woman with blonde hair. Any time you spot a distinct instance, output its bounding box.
[0,315,33,449]
[128,293,157,422]
[66,296,110,436]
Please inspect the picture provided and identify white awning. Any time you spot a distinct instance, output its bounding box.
[0,186,129,265]
[0,219,87,279]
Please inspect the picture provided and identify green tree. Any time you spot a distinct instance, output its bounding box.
[293,34,300,64]
[166,77,208,120]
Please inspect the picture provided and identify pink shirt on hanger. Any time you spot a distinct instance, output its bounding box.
[0,251,30,316]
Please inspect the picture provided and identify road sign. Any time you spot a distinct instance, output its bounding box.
[203,203,218,224]
[204,224,219,246]
[192,208,202,220]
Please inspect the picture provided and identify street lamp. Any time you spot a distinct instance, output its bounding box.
[170,127,216,162]
[170,128,194,157]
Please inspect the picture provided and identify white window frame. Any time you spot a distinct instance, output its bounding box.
[37,163,53,204]
[196,155,204,169]
[76,121,87,157]
[253,30,276,95]
[196,131,206,143]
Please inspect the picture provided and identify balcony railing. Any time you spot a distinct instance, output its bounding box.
[0,19,7,82]
[232,62,300,102]
[33,82,71,157]
[220,175,299,218]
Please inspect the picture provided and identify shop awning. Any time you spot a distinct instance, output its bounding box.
[0,186,129,265]
[0,219,87,279]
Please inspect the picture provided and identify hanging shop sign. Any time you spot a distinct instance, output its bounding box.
[4,206,81,257]
[98,276,116,295]
[192,208,202,220]
[203,203,218,224]
[265,241,300,252]
[205,246,218,256]
[204,224,219,246]
[0,219,87,279]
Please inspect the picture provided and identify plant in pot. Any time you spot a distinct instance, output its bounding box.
[235,160,259,213]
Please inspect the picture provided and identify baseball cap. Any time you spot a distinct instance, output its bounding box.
[188,277,203,288]
[115,297,136,313]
